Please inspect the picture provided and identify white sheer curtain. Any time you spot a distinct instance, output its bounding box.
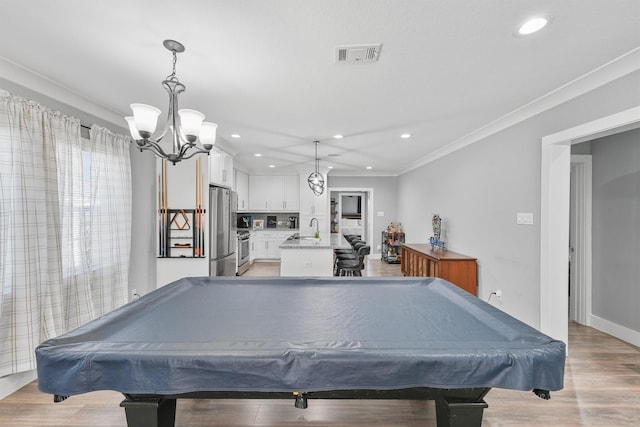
[87,125,131,315]
[0,92,131,377]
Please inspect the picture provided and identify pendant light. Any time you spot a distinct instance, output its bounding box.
[307,140,324,196]
[125,40,216,164]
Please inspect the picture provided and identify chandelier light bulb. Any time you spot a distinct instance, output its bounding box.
[125,117,142,140]
[178,109,205,142]
[199,122,218,148]
[130,103,161,138]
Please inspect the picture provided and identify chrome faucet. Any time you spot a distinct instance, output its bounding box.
[309,217,319,237]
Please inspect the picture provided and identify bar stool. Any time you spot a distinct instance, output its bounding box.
[336,245,370,276]
[334,241,366,275]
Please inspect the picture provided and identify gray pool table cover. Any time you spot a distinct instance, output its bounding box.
[36,277,565,396]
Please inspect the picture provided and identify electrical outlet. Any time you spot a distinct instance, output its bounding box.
[131,289,140,300]
[494,290,502,301]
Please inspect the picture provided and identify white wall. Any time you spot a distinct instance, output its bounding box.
[398,69,640,328]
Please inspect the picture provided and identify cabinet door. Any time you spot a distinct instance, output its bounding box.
[249,176,270,210]
[221,152,234,187]
[283,175,299,211]
[235,170,249,211]
[249,176,286,211]
[208,147,223,185]
[253,236,268,259]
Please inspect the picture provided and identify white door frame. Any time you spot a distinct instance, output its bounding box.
[329,187,375,248]
[569,155,592,326]
[540,106,640,344]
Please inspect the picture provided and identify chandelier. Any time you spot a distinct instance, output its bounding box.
[307,140,325,196]
[125,40,217,164]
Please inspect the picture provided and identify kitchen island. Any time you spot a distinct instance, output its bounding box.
[280,233,350,276]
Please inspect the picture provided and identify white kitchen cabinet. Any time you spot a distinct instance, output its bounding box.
[209,147,234,188]
[248,175,299,211]
[252,230,291,259]
[283,175,299,211]
[235,170,249,211]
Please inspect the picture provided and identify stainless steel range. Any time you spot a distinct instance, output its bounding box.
[237,230,250,275]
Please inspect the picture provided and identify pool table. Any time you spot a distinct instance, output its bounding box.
[36,277,565,427]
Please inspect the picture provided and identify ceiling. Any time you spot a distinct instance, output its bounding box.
[1,1,639,176]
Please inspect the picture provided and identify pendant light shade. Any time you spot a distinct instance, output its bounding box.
[307,140,324,196]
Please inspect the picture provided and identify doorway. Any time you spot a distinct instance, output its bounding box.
[569,155,592,325]
[540,106,640,345]
[329,188,375,247]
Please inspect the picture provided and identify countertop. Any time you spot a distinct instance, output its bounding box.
[279,233,351,250]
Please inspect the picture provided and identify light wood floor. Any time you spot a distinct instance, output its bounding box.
[2,258,639,426]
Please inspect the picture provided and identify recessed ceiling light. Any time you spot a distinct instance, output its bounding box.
[254,153,262,157]
[401,133,411,139]
[365,166,373,170]
[231,134,241,139]
[333,134,343,139]
[327,165,334,169]
[518,17,548,35]
[268,164,275,168]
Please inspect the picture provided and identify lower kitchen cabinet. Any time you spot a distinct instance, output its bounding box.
[400,243,477,296]
[253,231,291,260]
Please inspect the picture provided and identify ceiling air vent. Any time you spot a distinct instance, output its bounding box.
[335,44,382,64]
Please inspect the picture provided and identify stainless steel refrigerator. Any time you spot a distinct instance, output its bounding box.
[209,186,237,276]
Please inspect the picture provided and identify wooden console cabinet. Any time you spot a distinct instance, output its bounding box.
[401,243,477,296]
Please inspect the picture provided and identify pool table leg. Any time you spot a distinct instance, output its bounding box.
[434,397,489,427]
[120,397,177,427]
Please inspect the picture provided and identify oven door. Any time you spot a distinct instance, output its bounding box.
[237,235,250,275]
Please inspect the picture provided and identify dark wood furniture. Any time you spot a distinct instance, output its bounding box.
[401,243,478,295]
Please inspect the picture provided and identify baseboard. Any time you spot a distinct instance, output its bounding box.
[0,369,37,400]
[589,315,640,348]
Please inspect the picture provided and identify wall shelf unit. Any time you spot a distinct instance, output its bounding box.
[381,231,404,264]
[159,208,205,258]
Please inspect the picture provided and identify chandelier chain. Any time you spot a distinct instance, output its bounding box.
[166,50,178,81]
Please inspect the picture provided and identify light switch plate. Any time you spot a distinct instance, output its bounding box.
[517,212,534,225]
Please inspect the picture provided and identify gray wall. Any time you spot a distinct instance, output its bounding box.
[591,128,640,331]
[328,175,398,253]
[398,69,640,328]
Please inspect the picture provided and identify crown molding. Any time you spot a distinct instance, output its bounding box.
[400,47,640,175]
[0,56,125,128]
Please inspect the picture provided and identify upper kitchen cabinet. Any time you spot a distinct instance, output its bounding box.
[209,147,234,188]
[235,170,249,212]
[282,175,300,211]
[248,175,299,211]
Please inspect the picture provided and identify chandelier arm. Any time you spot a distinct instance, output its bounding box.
[136,141,170,159]
[178,147,210,161]
[178,141,197,158]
